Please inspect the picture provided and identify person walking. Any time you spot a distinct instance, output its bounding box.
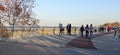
[66,24,69,35]
[59,23,64,36]
[66,24,71,35]
[68,24,71,35]
[80,25,84,37]
[107,26,112,32]
[89,24,94,37]
[85,24,89,37]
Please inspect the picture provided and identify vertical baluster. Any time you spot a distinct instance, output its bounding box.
[74,27,77,34]
[53,27,55,35]
[42,27,44,35]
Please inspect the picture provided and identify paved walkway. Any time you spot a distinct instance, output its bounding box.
[66,33,120,55]
[0,32,120,55]
[66,32,113,50]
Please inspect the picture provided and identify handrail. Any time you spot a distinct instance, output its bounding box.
[0,26,81,37]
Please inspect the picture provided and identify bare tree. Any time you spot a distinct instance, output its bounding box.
[0,0,39,37]
[0,0,39,26]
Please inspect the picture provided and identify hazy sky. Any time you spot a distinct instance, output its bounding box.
[33,0,120,26]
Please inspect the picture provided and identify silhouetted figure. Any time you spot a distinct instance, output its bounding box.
[89,24,94,37]
[101,27,103,32]
[107,26,112,32]
[59,23,64,36]
[99,26,104,32]
[66,24,69,35]
[66,24,71,35]
[80,25,84,37]
[85,24,89,37]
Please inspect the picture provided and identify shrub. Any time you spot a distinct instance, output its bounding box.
[0,24,12,38]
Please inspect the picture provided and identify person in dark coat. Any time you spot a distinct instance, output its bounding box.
[69,24,71,35]
[66,24,69,35]
[80,25,84,37]
[66,24,71,35]
[85,24,89,37]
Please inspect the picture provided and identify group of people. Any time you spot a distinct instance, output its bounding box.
[58,23,72,36]
[80,24,94,37]
[59,23,94,37]
[99,26,112,32]
[59,23,120,38]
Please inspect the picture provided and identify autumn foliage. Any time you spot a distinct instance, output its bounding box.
[102,22,120,27]
[0,0,40,38]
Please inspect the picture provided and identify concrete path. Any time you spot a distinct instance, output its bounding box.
[0,35,79,55]
[0,32,120,55]
[65,34,120,55]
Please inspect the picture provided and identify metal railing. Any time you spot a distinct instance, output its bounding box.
[1,26,115,38]
[0,26,81,37]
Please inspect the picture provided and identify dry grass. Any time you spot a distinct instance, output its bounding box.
[0,24,12,38]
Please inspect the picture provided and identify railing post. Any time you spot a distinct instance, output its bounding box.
[79,27,80,34]
[42,27,44,35]
[53,27,55,35]
[118,29,120,38]
[21,27,23,37]
[74,27,77,34]
[11,24,14,37]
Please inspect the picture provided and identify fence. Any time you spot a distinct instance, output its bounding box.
[0,26,81,38]
[1,26,115,38]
